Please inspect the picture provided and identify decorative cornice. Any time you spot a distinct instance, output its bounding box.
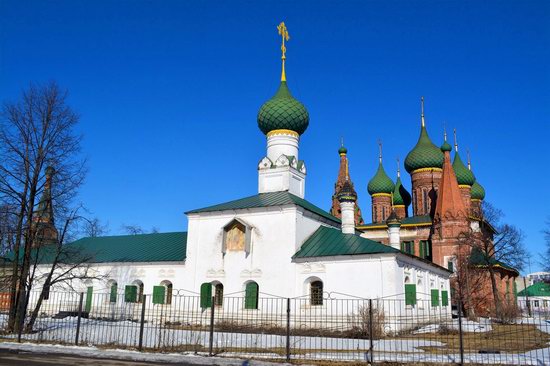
[267,129,300,138]
[411,167,443,174]
[458,184,472,189]
[372,193,392,198]
[471,198,482,202]
[393,205,406,208]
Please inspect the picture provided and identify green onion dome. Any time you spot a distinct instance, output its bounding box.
[393,176,412,206]
[337,180,357,203]
[257,81,309,135]
[471,180,486,201]
[404,125,444,173]
[453,152,475,186]
[338,146,348,155]
[441,140,452,152]
[367,162,395,195]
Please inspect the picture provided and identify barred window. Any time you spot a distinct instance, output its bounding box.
[310,281,323,306]
[214,283,224,307]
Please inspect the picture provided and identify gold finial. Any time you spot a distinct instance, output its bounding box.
[277,22,290,82]
[396,157,401,178]
[453,128,458,152]
[378,139,383,163]
[420,96,425,127]
[467,149,471,170]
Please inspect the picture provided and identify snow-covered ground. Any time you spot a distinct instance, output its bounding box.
[1,315,549,365]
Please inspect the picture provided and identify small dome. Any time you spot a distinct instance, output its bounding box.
[257,81,309,135]
[453,152,475,186]
[393,176,412,206]
[404,125,444,173]
[45,166,56,176]
[368,162,395,195]
[441,140,452,152]
[337,180,357,202]
[471,181,486,200]
[338,146,348,155]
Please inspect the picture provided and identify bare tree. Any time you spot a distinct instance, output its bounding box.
[0,82,86,333]
[83,217,109,238]
[121,224,144,235]
[457,201,526,317]
[543,219,550,272]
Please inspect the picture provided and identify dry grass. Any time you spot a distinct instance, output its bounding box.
[406,323,549,353]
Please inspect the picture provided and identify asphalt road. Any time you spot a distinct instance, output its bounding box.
[0,349,185,365]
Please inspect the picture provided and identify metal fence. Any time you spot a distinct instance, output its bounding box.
[1,291,549,365]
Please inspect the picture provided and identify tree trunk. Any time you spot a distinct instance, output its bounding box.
[488,266,501,316]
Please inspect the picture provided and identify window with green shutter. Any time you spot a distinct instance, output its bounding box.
[405,284,416,305]
[110,283,117,303]
[447,260,454,272]
[441,290,449,306]
[153,285,166,305]
[125,285,137,303]
[419,241,432,260]
[431,289,439,307]
[245,282,259,309]
[200,282,212,309]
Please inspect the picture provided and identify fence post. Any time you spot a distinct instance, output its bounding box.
[368,299,374,365]
[285,298,291,361]
[138,294,147,351]
[457,299,464,366]
[75,292,84,345]
[208,296,215,356]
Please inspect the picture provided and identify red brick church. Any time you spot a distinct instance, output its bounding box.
[330,97,518,317]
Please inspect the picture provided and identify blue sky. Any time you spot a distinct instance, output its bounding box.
[1,1,549,272]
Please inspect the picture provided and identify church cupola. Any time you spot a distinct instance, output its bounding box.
[451,129,475,212]
[469,155,485,218]
[330,141,364,224]
[392,158,411,219]
[257,22,308,198]
[368,142,395,223]
[404,97,444,216]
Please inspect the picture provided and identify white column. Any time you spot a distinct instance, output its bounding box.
[267,130,299,161]
[340,201,355,234]
[388,224,401,250]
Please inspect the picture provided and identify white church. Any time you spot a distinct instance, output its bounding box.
[31,25,451,321]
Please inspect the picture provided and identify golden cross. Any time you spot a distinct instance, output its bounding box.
[277,22,290,81]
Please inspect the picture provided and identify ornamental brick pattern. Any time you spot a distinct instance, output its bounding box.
[330,153,364,225]
[371,194,392,223]
[410,169,442,216]
[393,205,407,220]
[459,186,472,216]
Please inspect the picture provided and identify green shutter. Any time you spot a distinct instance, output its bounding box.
[110,284,117,303]
[85,286,93,312]
[400,242,405,252]
[200,283,212,308]
[431,289,439,307]
[245,282,259,309]
[405,284,416,305]
[125,285,137,303]
[442,290,449,306]
[153,285,166,305]
[419,241,424,258]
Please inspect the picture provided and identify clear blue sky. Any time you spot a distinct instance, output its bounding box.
[1,1,548,272]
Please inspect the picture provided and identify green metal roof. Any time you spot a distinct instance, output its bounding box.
[358,215,432,229]
[517,282,550,297]
[453,152,475,186]
[471,180,486,200]
[393,176,411,207]
[293,226,398,259]
[186,191,340,224]
[469,246,519,275]
[367,162,395,195]
[404,125,444,173]
[6,232,187,264]
[257,81,309,135]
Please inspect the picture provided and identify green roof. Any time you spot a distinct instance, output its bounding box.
[367,162,395,195]
[440,140,452,152]
[6,232,187,264]
[257,81,309,135]
[517,282,550,297]
[358,215,432,229]
[404,125,444,173]
[453,152,475,186]
[469,247,518,275]
[293,226,398,259]
[186,191,340,224]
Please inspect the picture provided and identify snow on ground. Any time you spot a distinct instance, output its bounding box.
[519,317,550,335]
[413,318,492,334]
